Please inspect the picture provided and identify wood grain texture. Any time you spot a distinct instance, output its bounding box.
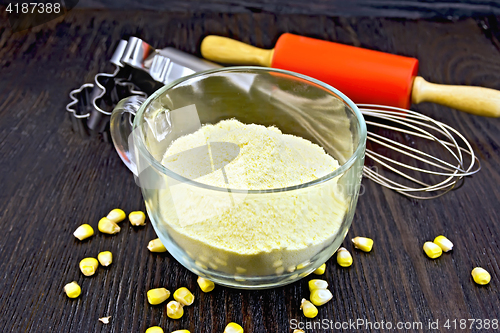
[76,0,500,19]
[0,9,500,333]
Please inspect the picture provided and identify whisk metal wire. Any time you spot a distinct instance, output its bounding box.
[357,104,481,199]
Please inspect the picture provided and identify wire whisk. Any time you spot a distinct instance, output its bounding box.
[358,104,481,199]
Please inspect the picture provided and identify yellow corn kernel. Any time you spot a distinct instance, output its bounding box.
[195,260,208,270]
[97,251,113,267]
[310,288,333,306]
[423,241,442,259]
[433,235,453,252]
[224,322,244,333]
[145,327,164,333]
[63,281,81,298]
[173,287,194,306]
[171,331,190,333]
[129,211,146,226]
[293,330,305,333]
[308,279,328,291]
[166,300,184,319]
[73,224,94,241]
[336,247,353,267]
[98,217,120,234]
[296,261,309,270]
[147,287,170,305]
[300,298,318,318]
[106,208,126,223]
[197,276,215,293]
[352,237,373,252]
[471,267,491,285]
[79,257,99,276]
[147,238,167,253]
[313,263,326,275]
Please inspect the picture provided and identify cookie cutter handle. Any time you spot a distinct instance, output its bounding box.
[110,95,146,176]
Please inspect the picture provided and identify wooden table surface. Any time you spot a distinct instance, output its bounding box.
[1,8,499,333]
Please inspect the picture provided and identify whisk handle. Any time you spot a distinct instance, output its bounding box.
[411,76,500,117]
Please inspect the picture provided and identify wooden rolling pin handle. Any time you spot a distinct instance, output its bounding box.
[201,35,274,67]
[411,76,500,117]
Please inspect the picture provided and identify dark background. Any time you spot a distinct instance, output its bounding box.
[0,1,499,332]
[77,0,500,18]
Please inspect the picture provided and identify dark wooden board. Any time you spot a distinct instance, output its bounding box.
[76,0,500,19]
[0,9,500,333]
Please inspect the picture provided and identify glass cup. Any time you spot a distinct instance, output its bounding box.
[110,67,366,289]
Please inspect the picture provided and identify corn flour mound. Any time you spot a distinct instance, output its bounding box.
[158,119,347,276]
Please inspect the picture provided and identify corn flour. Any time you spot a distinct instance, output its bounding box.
[158,119,347,276]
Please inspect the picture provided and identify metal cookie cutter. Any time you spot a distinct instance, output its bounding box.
[66,37,219,140]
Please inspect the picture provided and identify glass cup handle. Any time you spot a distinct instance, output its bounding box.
[110,95,146,176]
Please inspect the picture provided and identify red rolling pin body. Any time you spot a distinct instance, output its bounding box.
[272,33,419,109]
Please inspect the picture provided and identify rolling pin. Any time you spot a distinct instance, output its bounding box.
[201,34,500,117]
